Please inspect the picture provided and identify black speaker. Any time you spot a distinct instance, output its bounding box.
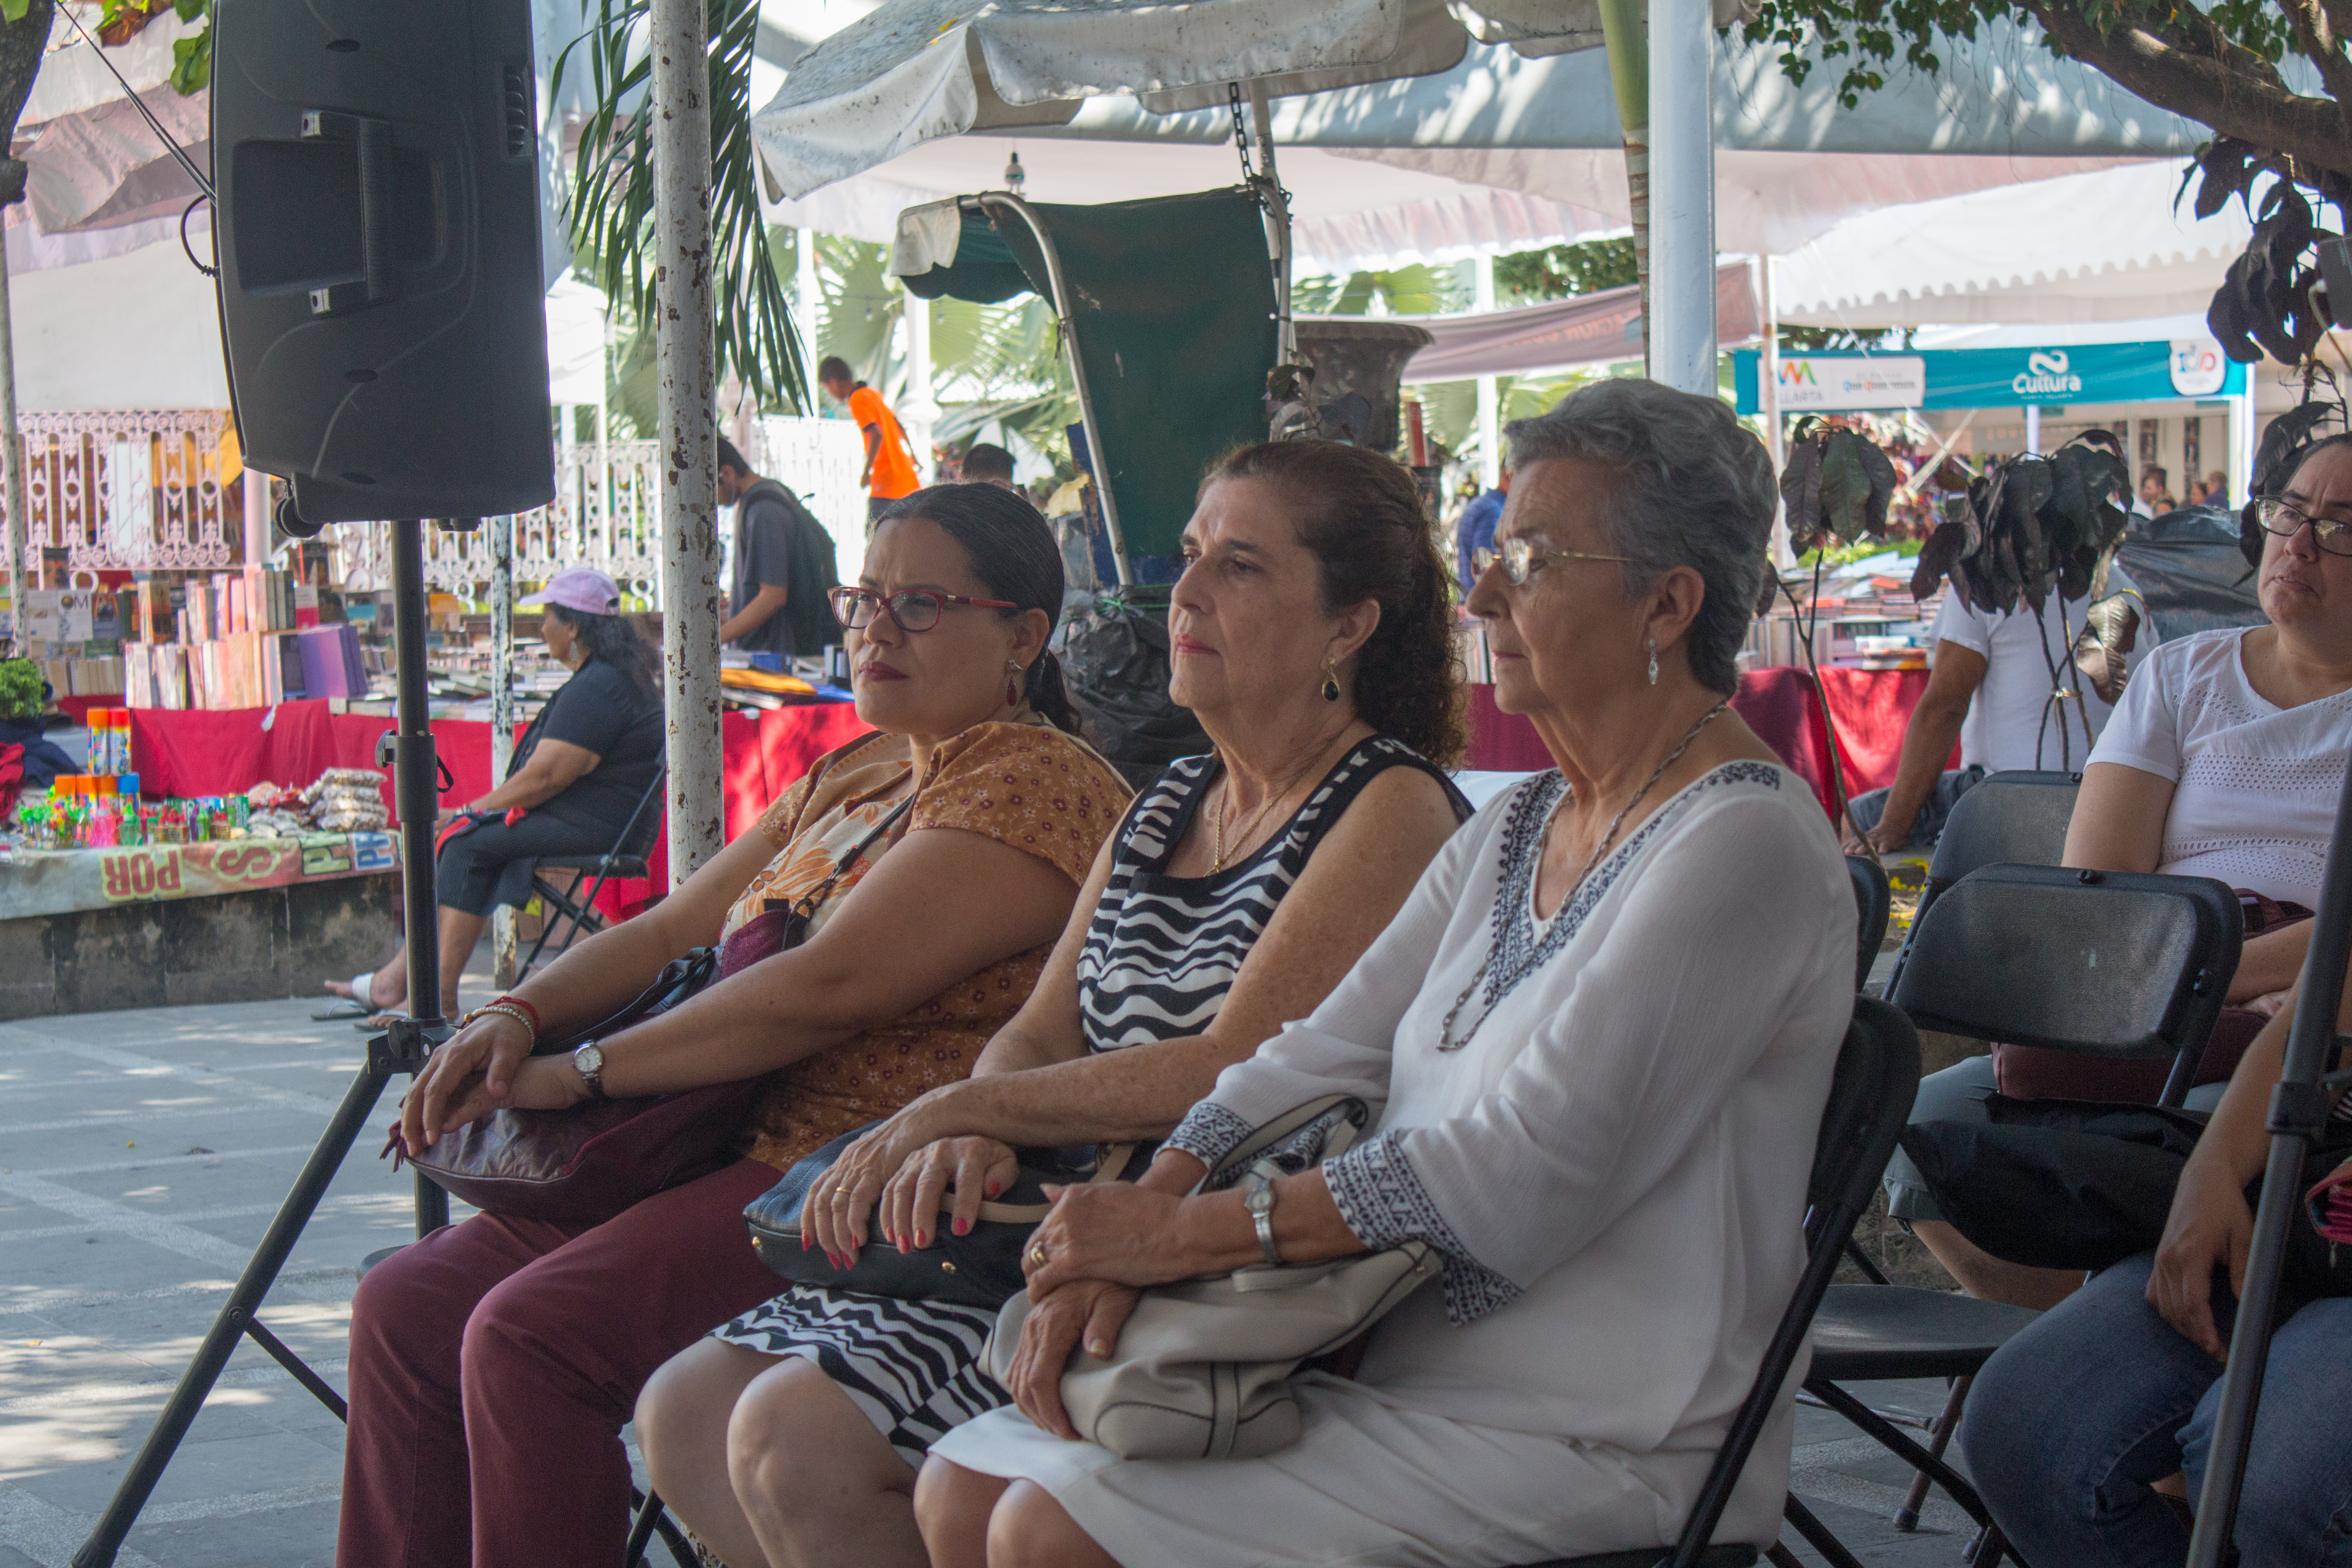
[211,0,554,527]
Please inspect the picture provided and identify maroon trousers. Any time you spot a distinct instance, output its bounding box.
[337,1158,784,1568]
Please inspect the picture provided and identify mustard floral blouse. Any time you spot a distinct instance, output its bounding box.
[722,720,1129,1171]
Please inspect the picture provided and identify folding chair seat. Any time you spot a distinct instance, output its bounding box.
[1846,855,1891,990]
[518,762,667,981]
[1882,769,2079,995]
[1803,861,2243,1563]
[1506,998,1922,1568]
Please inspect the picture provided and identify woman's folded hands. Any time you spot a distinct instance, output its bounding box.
[398,1012,551,1154]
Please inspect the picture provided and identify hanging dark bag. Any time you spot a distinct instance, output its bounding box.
[1899,1094,2352,1292]
[743,1133,1144,1310]
[400,785,914,1225]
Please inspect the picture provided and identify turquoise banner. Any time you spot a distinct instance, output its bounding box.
[1733,340,2247,415]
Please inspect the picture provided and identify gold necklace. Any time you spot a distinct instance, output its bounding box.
[1209,736,1345,874]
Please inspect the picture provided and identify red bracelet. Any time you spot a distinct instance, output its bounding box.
[490,994,541,1034]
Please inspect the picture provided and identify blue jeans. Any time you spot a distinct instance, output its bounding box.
[1960,1252,2352,1567]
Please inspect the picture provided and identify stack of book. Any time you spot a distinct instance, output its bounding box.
[122,622,366,710]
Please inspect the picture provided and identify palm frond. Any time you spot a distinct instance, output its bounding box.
[553,0,806,412]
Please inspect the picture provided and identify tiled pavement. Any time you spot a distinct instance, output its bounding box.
[0,979,1984,1567]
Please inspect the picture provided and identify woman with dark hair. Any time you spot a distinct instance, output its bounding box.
[335,489,1131,1568]
[632,441,1472,1568]
[324,566,666,1022]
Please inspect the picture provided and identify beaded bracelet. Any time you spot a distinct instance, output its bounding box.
[458,999,538,1048]
[487,993,541,1034]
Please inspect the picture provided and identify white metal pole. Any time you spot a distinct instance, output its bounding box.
[1647,0,1717,395]
[1756,253,1792,567]
[797,227,823,396]
[2232,382,2256,503]
[652,0,724,881]
[0,244,26,640]
[1248,81,1297,367]
[488,512,516,985]
[1474,255,1500,488]
[904,289,938,484]
[2025,404,2042,456]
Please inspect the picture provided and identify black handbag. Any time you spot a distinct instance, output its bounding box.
[397,781,914,1223]
[743,1128,1144,1310]
[1900,1094,2352,1292]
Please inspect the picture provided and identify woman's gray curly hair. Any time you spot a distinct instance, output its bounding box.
[1504,379,1777,694]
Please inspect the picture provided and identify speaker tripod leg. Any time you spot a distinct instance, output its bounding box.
[72,1054,397,1568]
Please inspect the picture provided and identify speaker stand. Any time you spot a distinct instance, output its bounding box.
[74,519,449,1568]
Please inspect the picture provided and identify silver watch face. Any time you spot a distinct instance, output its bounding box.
[1244,1179,1275,1216]
[574,1042,604,1078]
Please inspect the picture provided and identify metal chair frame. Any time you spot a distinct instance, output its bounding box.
[516,762,668,981]
[1507,999,1924,1568]
[1807,860,2245,1565]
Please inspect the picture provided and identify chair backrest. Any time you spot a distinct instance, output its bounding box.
[1923,770,2081,898]
[1885,769,2081,993]
[607,761,669,863]
[1846,855,1891,990]
[1663,997,1923,1568]
[1890,863,2243,1106]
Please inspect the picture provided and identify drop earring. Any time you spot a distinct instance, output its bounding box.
[1005,659,1025,708]
[1320,655,1342,703]
[1646,638,1659,686]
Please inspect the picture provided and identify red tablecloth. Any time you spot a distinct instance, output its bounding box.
[1464,667,1948,819]
[126,698,874,918]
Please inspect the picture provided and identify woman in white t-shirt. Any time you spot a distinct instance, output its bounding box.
[1893,435,2352,1310]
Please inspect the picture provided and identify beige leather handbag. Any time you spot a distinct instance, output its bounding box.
[983,1095,1439,1461]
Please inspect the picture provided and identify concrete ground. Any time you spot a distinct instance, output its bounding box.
[3,977,1987,1568]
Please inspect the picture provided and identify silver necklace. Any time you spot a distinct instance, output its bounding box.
[1435,700,1730,1053]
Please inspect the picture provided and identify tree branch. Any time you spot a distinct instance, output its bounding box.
[2280,0,2352,148]
[2031,1,2352,179]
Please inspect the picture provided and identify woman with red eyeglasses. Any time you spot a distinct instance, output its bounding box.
[338,482,1130,1568]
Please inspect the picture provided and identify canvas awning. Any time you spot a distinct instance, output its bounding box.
[1389,262,1763,380]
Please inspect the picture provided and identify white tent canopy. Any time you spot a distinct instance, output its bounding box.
[1769,160,2253,327]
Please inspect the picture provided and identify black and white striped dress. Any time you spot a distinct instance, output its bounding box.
[707,737,1468,1463]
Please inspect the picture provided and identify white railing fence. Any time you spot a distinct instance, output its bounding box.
[0,410,237,576]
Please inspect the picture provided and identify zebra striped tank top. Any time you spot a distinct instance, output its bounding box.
[1076,737,1469,1053]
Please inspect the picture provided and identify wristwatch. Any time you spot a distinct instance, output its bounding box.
[1242,1163,1282,1266]
[571,1041,608,1100]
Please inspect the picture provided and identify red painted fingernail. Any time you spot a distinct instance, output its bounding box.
[953,1217,969,1236]
[916,1229,930,1248]
[801,1235,812,1251]
[986,1181,1003,1197]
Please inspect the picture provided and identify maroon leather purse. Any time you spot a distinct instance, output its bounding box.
[400,789,915,1225]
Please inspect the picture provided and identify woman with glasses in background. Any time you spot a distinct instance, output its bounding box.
[1896,435,2352,1310]
[337,483,1129,1568]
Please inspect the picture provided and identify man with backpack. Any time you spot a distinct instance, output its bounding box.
[716,438,841,662]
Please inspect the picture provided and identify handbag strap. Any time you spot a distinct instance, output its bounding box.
[788,787,918,923]
[1200,1094,1370,1192]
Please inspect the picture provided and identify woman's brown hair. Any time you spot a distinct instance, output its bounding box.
[1202,442,1466,768]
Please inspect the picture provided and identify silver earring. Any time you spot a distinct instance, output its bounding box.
[1646,638,1659,686]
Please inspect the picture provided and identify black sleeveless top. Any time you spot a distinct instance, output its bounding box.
[1075,737,1471,1053]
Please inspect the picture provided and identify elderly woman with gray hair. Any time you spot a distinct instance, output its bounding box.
[913,379,1857,1567]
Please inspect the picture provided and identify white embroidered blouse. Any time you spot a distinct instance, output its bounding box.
[1167,761,1854,1468]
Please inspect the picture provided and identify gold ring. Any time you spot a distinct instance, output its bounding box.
[1027,1242,1047,1267]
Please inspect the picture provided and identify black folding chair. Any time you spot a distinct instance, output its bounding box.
[1504,997,1923,1568]
[516,763,667,981]
[1882,769,2080,996]
[1846,855,1891,991]
[1802,862,2244,1564]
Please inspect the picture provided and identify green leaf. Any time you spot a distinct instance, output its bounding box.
[168,28,209,94]
[1819,436,1874,540]
[2,0,32,24]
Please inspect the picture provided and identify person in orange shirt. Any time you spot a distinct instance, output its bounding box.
[818,356,920,518]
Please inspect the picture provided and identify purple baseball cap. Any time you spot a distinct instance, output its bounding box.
[519,567,622,617]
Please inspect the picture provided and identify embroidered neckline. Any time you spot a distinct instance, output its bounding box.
[1473,762,1783,1028]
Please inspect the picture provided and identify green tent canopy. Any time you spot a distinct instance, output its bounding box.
[895,188,1277,581]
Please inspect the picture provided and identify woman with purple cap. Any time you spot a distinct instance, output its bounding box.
[322,565,664,1022]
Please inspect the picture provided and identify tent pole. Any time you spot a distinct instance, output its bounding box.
[1757,253,1792,567]
[904,288,938,484]
[651,0,724,882]
[1474,255,1500,487]
[976,194,1132,584]
[1648,0,1717,395]
[1594,0,1649,374]
[0,234,25,645]
[1248,81,1296,367]
[489,512,516,986]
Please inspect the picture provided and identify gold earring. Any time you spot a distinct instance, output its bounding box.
[1321,655,1342,703]
[1005,659,1024,708]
